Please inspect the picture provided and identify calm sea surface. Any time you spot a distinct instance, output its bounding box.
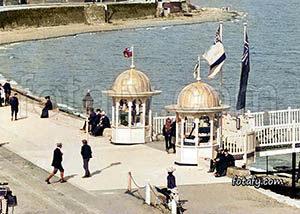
[0,0,300,116]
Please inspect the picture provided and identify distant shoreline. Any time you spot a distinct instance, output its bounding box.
[0,7,240,46]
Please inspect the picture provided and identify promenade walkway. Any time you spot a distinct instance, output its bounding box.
[1,99,300,213]
[0,100,229,191]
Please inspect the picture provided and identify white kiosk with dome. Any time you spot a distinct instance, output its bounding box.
[165,59,230,165]
[103,48,161,144]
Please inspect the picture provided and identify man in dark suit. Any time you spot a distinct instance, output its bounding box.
[3,80,11,106]
[81,139,92,178]
[208,147,224,173]
[9,93,19,121]
[215,149,235,177]
[45,143,66,184]
[92,111,110,136]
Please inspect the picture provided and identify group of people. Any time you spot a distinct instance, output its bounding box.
[0,80,19,121]
[208,147,235,177]
[162,118,176,153]
[81,108,111,137]
[45,139,93,184]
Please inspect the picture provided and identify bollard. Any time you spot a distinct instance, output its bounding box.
[127,172,132,192]
[145,184,151,205]
[171,199,177,214]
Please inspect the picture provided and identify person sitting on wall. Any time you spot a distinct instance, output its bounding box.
[92,111,111,136]
[41,96,53,118]
[207,147,224,173]
[214,149,235,177]
[155,167,177,202]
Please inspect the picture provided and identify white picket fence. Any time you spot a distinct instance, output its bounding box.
[254,123,300,147]
[246,107,300,127]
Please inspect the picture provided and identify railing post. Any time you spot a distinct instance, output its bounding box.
[243,133,248,168]
[171,199,177,214]
[288,106,291,124]
[145,184,151,205]
[292,120,296,150]
[128,172,132,192]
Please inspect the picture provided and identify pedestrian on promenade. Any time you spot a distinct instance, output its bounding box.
[162,118,172,153]
[0,83,5,107]
[170,120,176,153]
[81,108,97,133]
[9,93,19,121]
[41,96,53,118]
[45,143,66,184]
[81,139,92,178]
[3,80,11,106]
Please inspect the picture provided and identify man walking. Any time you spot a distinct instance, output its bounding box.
[10,93,19,121]
[3,80,11,106]
[81,139,92,178]
[45,143,66,184]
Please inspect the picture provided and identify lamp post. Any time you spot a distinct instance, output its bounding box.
[82,90,94,113]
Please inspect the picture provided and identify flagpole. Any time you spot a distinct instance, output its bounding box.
[131,46,135,69]
[197,56,201,81]
[219,22,223,148]
[219,22,223,105]
[243,23,247,114]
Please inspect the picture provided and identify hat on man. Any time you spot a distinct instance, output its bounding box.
[45,96,50,99]
[224,148,229,152]
[56,142,62,147]
[167,167,176,173]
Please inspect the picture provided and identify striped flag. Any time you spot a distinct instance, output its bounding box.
[236,31,250,110]
[202,41,226,79]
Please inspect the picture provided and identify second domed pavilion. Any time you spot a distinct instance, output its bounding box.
[165,66,230,166]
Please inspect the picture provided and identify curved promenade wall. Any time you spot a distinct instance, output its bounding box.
[0,3,156,30]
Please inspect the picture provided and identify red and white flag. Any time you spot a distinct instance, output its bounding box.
[123,47,132,58]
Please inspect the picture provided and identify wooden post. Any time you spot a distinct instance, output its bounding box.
[128,172,132,192]
[292,152,296,198]
[86,117,89,140]
[171,199,177,214]
[145,184,151,205]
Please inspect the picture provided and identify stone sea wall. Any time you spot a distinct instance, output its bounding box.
[0,3,156,30]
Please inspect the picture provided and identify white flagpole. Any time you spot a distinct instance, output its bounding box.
[219,22,223,105]
[130,46,135,69]
[219,22,223,148]
[197,56,201,81]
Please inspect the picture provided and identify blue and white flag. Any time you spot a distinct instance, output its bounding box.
[215,25,221,44]
[202,41,226,79]
[236,32,250,110]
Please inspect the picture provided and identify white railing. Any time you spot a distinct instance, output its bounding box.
[222,131,256,166]
[153,115,175,136]
[247,107,300,127]
[254,122,300,147]
[153,115,196,137]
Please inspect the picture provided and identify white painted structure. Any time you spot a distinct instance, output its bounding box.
[103,67,161,144]
[165,80,230,165]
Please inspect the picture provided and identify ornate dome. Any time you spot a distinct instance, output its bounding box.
[112,68,151,94]
[178,81,219,109]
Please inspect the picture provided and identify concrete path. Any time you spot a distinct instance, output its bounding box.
[1,100,300,213]
[0,100,230,192]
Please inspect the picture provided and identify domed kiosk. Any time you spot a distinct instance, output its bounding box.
[103,65,161,144]
[166,72,230,165]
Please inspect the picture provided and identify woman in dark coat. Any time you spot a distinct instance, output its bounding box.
[41,96,53,118]
[162,118,172,153]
